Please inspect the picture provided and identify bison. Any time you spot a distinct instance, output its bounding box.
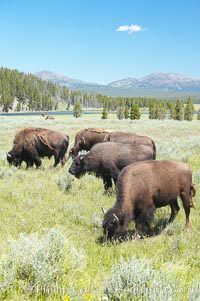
[69,128,111,158]
[68,142,155,191]
[103,131,156,159]
[45,115,55,120]
[102,160,196,240]
[7,127,69,168]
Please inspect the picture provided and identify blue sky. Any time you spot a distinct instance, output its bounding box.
[1,0,200,84]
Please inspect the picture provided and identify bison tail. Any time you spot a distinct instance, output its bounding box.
[190,184,196,198]
[189,184,196,208]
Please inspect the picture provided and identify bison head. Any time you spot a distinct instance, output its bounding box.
[102,209,121,240]
[69,137,86,158]
[6,151,22,167]
[68,155,86,178]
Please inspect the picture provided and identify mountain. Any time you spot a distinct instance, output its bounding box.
[34,70,102,89]
[109,73,200,92]
[34,71,200,98]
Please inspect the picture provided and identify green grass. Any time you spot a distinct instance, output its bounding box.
[0,115,200,300]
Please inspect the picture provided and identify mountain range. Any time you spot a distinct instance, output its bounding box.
[34,70,200,98]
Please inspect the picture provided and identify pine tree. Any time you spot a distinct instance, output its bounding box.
[124,105,129,119]
[116,106,125,119]
[101,105,108,119]
[149,102,157,119]
[130,103,141,120]
[156,102,167,120]
[73,101,82,118]
[168,102,176,119]
[175,99,184,120]
[184,97,194,121]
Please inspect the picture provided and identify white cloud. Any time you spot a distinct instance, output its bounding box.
[116,24,145,34]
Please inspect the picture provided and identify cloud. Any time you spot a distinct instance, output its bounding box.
[116,24,145,34]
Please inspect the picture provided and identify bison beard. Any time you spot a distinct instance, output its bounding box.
[102,160,196,241]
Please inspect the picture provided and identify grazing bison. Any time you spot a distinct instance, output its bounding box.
[103,131,156,159]
[102,160,196,240]
[68,142,155,190]
[69,128,111,158]
[7,127,69,168]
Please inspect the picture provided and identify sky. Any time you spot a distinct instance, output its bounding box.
[1,0,200,84]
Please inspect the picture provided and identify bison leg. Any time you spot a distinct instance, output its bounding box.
[53,153,61,167]
[134,206,155,238]
[61,155,67,166]
[180,193,191,228]
[26,160,34,168]
[168,200,180,224]
[103,176,112,191]
[31,152,42,168]
[26,148,41,168]
[34,157,42,168]
[59,148,68,167]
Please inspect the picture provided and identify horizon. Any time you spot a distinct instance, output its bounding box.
[34,69,200,85]
[1,0,200,84]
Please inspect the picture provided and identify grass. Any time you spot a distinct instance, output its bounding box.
[0,114,200,300]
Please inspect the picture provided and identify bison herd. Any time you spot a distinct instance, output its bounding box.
[6,127,196,241]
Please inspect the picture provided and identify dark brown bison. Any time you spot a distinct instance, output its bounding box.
[69,128,111,158]
[102,160,196,240]
[68,142,155,190]
[103,131,156,159]
[7,127,69,168]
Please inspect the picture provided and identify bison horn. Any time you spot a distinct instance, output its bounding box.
[101,207,106,215]
[113,213,119,222]
[7,152,12,158]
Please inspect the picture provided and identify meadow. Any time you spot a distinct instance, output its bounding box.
[0,114,200,301]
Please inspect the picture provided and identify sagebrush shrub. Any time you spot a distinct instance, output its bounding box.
[56,173,74,193]
[0,228,85,294]
[104,256,191,301]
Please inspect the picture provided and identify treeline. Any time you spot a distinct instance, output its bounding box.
[100,98,197,121]
[0,68,199,118]
[72,97,197,121]
[0,67,161,112]
[0,67,97,112]
[0,68,58,112]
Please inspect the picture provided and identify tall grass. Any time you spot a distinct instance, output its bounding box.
[0,115,200,300]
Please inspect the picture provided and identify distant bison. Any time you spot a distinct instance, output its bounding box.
[69,128,111,158]
[103,131,156,159]
[7,127,69,168]
[45,115,55,120]
[103,160,196,240]
[68,142,155,190]
[41,112,55,120]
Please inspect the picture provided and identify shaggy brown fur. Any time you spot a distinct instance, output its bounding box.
[69,128,111,158]
[69,142,155,191]
[7,127,69,168]
[103,131,156,159]
[103,160,196,240]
